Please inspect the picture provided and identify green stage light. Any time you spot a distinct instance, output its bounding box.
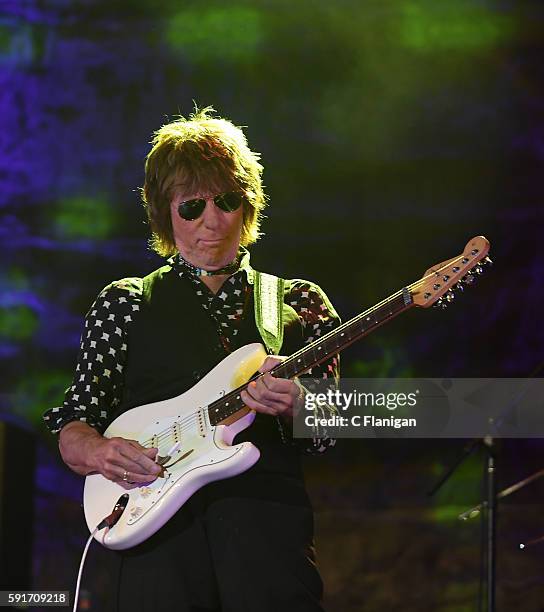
[428,504,474,523]
[0,24,11,54]
[429,458,482,524]
[0,305,38,341]
[165,7,263,63]
[399,2,516,51]
[349,343,415,379]
[12,371,69,426]
[53,195,117,240]
[1,267,31,291]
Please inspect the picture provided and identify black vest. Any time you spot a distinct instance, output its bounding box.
[115,264,306,475]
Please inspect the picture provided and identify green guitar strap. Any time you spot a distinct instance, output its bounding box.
[246,269,285,355]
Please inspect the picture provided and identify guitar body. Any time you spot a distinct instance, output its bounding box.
[83,342,267,550]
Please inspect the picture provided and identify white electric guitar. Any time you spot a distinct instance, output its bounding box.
[84,236,491,549]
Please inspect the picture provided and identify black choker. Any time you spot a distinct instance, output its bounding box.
[175,253,241,277]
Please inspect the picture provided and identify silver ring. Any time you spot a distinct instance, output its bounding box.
[122,470,129,482]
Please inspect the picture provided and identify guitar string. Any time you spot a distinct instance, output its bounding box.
[139,251,483,447]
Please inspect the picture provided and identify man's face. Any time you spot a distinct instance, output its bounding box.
[169,186,244,270]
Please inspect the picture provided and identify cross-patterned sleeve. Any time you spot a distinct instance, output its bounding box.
[43,278,143,435]
[283,279,341,454]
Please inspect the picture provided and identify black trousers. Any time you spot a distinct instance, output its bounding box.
[107,467,325,612]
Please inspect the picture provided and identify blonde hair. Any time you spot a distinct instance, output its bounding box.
[142,106,267,257]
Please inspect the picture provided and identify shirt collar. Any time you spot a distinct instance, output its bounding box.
[168,247,253,280]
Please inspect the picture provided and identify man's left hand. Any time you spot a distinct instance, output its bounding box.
[240,356,303,419]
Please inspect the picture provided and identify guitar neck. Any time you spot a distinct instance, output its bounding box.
[274,286,413,379]
[208,285,414,426]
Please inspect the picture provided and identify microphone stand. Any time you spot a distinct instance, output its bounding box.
[428,436,497,612]
[475,364,544,610]
[483,436,496,612]
[431,361,544,611]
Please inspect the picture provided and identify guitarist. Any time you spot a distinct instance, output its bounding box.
[44,107,340,612]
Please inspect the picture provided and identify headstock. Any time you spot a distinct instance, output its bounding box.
[412,236,491,308]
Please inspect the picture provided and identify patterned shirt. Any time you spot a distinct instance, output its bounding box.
[43,250,340,454]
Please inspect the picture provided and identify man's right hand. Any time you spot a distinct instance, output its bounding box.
[86,435,162,488]
[58,421,162,487]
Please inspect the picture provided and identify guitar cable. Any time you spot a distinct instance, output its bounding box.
[72,494,130,612]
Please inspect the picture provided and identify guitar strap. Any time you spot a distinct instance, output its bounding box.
[246,269,285,355]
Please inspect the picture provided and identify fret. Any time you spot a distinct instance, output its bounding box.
[275,361,292,379]
[325,339,336,355]
[275,361,288,379]
[209,393,245,426]
[337,328,350,344]
[288,358,300,377]
[327,335,340,351]
[306,343,318,369]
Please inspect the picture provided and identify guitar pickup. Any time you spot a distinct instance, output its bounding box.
[197,409,207,437]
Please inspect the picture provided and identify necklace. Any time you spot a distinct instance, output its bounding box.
[175,252,241,277]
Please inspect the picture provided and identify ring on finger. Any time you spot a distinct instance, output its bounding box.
[122,469,130,482]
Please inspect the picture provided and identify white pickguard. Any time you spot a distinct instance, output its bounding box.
[83,342,267,550]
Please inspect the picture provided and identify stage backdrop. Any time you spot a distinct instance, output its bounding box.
[1,1,543,609]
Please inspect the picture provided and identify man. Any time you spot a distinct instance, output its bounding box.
[44,107,340,611]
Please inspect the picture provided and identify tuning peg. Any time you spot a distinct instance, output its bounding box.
[462,273,475,285]
[433,297,449,309]
[474,265,483,275]
[445,290,455,302]
[483,256,493,267]
[454,282,464,293]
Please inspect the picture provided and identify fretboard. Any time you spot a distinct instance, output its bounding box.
[208,286,414,426]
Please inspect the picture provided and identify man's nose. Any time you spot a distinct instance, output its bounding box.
[201,198,222,227]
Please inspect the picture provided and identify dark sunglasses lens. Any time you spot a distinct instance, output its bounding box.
[215,192,244,212]
[178,199,206,220]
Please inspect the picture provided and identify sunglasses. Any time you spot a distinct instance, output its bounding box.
[177,191,245,221]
